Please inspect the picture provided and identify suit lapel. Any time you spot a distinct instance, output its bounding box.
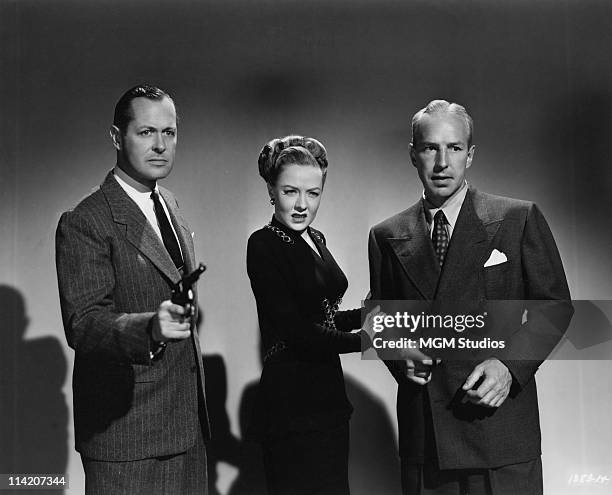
[100,172,181,284]
[159,187,195,274]
[158,191,206,396]
[387,202,439,299]
[435,188,499,300]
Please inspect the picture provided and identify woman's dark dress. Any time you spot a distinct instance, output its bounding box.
[246,216,365,495]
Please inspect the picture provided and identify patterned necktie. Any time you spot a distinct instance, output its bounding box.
[151,191,184,269]
[432,210,449,267]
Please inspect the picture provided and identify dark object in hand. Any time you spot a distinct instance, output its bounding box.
[171,263,206,317]
[414,360,438,379]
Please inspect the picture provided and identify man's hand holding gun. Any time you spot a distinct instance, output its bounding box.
[149,264,206,360]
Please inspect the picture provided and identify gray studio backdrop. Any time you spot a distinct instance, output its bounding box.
[2,1,611,494]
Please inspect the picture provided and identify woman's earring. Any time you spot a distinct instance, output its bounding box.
[270,198,275,206]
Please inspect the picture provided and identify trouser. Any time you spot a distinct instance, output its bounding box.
[82,425,208,495]
[401,457,542,495]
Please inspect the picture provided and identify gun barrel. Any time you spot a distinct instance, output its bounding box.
[183,263,207,287]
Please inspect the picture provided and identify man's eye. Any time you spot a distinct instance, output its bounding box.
[164,130,176,136]
[308,191,320,198]
[140,130,152,136]
[451,146,462,151]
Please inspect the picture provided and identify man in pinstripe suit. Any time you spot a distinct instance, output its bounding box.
[56,85,209,494]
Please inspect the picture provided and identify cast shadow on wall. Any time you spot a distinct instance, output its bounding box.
[0,285,68,494]
[345,374,401,495]
[204,337,400,495]
[539,88,612,262]
[203,353,266,495]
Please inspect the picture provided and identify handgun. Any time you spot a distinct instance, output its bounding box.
[171,263,206,318]
[414,359,440,379]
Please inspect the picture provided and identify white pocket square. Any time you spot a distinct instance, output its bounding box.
[484,249,507,267]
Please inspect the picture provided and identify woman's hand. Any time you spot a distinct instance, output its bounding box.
[362,305,385,341]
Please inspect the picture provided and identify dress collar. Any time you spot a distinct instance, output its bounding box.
[269,215,310,241]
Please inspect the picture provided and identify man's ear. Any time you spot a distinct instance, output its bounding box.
[409,143,417,168]
[466,145,476,169]
[110,125,122,151]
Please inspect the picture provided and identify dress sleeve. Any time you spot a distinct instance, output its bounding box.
[334,309,362,332]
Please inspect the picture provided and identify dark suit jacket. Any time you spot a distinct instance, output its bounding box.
[368,187,572,470]
[56,172,210,461]
[246,216,363,439]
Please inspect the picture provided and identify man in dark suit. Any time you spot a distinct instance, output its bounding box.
[368,100,572,494]
[56,84,209,494]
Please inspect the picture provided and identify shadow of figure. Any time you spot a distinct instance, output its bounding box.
[198,300,266,495]
[0,285,68,494]
[203,355,266,495]
[202,314,266,495]
[226,379,266,495]
[344,375,401,495]
[563,301,612,350]
[203,353,243,495]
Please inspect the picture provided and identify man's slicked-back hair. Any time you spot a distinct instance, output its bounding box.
[113,84,176,133]
[411,99,474,147]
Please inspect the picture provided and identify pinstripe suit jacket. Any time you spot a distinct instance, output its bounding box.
[368,187,573,470]
[56,172,210,461]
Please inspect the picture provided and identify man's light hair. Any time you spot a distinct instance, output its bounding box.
[411,99,474,147]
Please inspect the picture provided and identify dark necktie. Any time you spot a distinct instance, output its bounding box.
[151,190,184,269]
[432,210,449,267]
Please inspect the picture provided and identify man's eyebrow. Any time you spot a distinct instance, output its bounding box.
[135,124,176,130]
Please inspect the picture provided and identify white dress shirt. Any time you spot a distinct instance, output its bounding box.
[423,181,469,240]
[112,166,183,256]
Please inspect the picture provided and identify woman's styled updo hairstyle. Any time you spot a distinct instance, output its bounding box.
[258,135,328,185]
